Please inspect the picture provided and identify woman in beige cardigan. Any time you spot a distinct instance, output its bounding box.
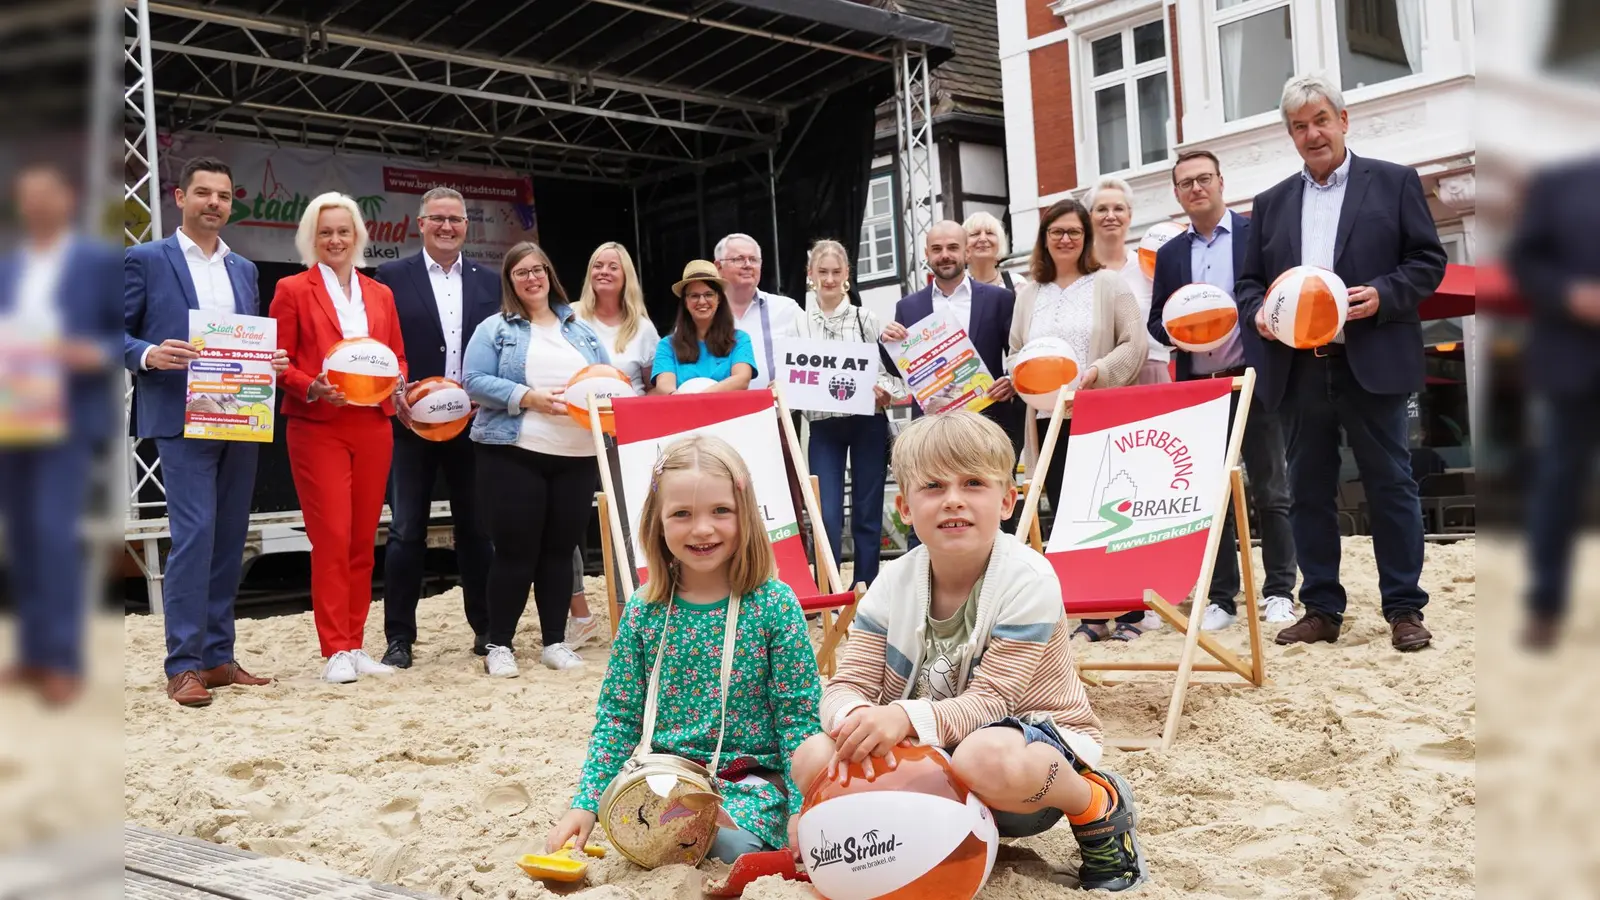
[1008,197,1148,641]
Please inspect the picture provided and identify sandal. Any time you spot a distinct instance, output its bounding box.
[1108,622,1144,642]
[1071,623,1106,643]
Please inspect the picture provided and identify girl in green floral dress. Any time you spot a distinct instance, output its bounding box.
[546,434,822,864]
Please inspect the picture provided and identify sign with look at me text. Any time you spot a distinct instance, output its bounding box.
[774,337,878,416]
[184,311,278,442]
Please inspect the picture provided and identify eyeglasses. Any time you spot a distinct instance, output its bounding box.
[685,291,719,302]
[1046,227,1085,243]
[420,215,468,226]
[511,265,549,281]
[720,255,761,267]
[1176,173,1218,193]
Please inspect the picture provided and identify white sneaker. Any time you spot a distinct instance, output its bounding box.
[1262,595,1297,624]
[484,645,519,678]
[540,643,584,671]
[322,651,357,684]
[565,616,604,651]
[1140,610,1164,632]
[349,649,394,676]
[1201,604,1238,632]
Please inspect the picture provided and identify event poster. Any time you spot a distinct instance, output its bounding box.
[0,322,64,446]
[885,312,994,416]
[774,337,877,416]
[184,312,278,442]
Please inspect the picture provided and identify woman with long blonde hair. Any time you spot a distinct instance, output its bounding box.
[573,242,658,393]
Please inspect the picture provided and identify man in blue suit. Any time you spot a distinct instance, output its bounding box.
[374,187,499,668]
[124,156,288,706]
[0,162,123,706]
[1235,75,1447,652]
[1149,150,1297,635]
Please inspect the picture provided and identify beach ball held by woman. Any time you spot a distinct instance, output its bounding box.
[1161,284,1239,353]
[1136,221,1186,280]
[323,336,401,406]
[1263,265,1348,348]
[1011,336,1082,412]
[564,363,633,434]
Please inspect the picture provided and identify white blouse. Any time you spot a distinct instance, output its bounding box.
[1112,247,1168,364]
[516,320,594,458]
[1026,276,1096,419]
[586,315,660,395]
[317,263,369,339]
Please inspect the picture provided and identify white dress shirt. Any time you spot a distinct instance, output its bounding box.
[1301,150,1353,343]
[317,263,369,339]
[175,227,237,315]
[426,253,465,382]
[731,289,801,390]
[13,235,68,336]
[931,274,974,335]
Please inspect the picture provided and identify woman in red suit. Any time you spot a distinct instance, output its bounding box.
[272,192,408,684]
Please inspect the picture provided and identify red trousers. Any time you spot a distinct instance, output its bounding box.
[286,409,393,657]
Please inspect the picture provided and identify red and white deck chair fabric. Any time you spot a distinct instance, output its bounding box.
[1016,371,1268,750]
[589,388,862,675]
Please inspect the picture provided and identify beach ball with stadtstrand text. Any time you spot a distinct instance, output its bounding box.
[1263,265,1348,349]
[1137,221,1187,280]
[323,337,400,406]
[798,744,998,900]
[1011,337,1082,412]
[405,376,472,442]
[565,363,633,434]
[1161,283,1240,353]
[677,377,717,394]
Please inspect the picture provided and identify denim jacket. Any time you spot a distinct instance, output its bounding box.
[462,301,610,445]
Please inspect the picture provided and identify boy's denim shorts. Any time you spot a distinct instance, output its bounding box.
[977,715,1081,839]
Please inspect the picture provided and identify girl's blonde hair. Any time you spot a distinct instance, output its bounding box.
[294,192,370,268]
[806,238,850,274]
[575,242,649,353]
[637,434,774,603]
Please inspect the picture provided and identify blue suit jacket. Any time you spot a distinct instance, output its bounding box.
[123,233,261,439]
[1148,210,1261,382]
[374,252,501,383]
[1511,156,1600,395]
[892,279,1019,427]
[0,237,124,443]
[1234,153,1447,412]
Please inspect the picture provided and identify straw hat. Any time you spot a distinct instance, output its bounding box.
[671,259,727,297]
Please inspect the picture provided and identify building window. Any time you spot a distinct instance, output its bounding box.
[1339,0,1421,89]
[1215,0,1296,122]
[858,174,897,280]
[1086,19,1172,174]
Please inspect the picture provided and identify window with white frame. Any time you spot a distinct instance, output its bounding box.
[1087,19,1173,173]
[858,174,897,280]
[1337,0,1421,90]
[1215,0,1297,122]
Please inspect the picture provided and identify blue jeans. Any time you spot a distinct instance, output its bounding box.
[1527,390,1600,619]
[808,414,889,588]
[1280,352,1426,623]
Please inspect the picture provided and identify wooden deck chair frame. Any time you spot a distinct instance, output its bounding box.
[587,386,863,676]
[1015,370,1267,751]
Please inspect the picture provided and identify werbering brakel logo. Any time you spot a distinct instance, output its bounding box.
[808,828,901,872]
[1075,425,1210,552]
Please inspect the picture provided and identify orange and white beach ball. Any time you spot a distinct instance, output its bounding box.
[1263,265,1348,349]
[323,337,401,406]
[405,377,472,442]
[798,744,998,900]
[677,377,717,394]
[1137,221,1187,280]
[1161,284,1239,353]
[565,363,634,434]
[1011,337,1081,412]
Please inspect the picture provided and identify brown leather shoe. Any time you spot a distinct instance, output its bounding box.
[1390,613,1432,652]
[1522,617,1560,652]
[1274,611,1341,645]
[166,671,213,707]
[33,671,84,707]
[199,661,272,689]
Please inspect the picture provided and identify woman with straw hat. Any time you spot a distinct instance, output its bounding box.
[650,259,757,394]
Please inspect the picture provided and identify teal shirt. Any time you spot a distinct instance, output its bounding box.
[651,331,758,386]
[572,577,822,849]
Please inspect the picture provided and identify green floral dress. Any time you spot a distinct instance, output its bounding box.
[572,577,822,850]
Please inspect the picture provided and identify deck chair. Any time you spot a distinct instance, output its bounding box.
[589,387,863,676]
[1015,371,1267,751]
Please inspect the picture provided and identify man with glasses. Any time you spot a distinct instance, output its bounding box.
[373,187,500,668]
[714,233,800,390]
[1149,149,1299,635]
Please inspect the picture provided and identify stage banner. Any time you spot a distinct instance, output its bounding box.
[774,336,877,416]
[156,134,537,265]
[183,311,278,443]
[885,311,994,416]
[1046,380,1233,606]
[609,391,817,596]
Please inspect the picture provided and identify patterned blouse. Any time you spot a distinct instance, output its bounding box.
[571,577,822,850]
[1027,275,1096,417]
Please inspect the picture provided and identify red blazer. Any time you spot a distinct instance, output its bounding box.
[272,267,409,421]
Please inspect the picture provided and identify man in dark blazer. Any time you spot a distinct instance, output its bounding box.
[373,186,500,668]
[1149,150,1298,635]
[1235,75,1447,652]
[124,156,288,706]
[1510,156,1600,650]
[0,162,123,706]
[891,220,1020,544]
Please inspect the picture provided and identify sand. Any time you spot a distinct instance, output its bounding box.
[124,539,1476,900]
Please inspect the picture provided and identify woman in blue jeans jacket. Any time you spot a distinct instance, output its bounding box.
[795,240,907,589]
[462,241,609,678]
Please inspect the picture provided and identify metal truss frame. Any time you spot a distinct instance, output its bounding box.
[894,41,935,293]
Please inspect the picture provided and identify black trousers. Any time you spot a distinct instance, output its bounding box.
[476,443,598,649]
[383,426,492,644]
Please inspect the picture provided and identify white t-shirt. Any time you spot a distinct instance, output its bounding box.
[731,291,801,390]
[516,321,595,458]
[1114,247,1167,364]
[587,316,660,395]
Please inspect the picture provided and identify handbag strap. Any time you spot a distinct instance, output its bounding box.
[638,592,742,776]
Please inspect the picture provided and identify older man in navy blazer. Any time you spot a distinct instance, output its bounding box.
[1150,150,1298,636]
[1235,75,1447,652]
[124,157,288,706]
[373,187,500,669]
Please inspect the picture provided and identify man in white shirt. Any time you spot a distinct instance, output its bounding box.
[714,233,800,390]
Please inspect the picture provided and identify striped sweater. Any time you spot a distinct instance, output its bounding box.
[821,532,1104,768]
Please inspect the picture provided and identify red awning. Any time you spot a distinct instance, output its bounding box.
[1419,263,1476,321]
[1476,263,1528,318]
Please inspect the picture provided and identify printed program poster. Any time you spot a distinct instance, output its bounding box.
[885,311,994,416]
[184,312,278,442]
[0,322,64,446]
[774,336,877,416]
